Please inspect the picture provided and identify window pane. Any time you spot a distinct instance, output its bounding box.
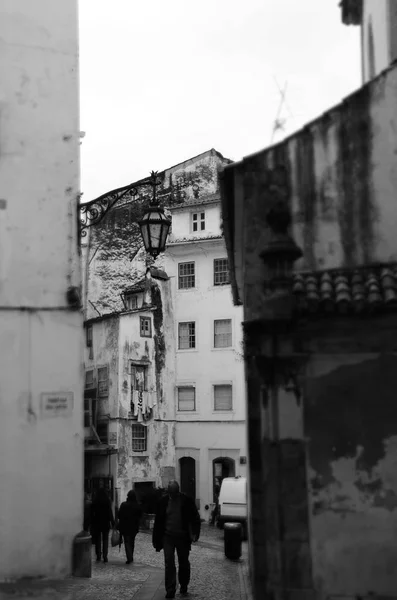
[179,322,195,349]
[214,258,230,285]
[85,370,94,387]
[214,385,232,411]
[178,262,195,289]
[132,424,147,451]
[178,387,195,411]
[214,319,232,348]
[97,367,108,397]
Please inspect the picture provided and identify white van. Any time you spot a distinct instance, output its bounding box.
[217,476,248,538]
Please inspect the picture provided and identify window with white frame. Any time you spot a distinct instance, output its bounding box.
[192,212,205,232]
[132,424,147,452]
[214,319,232,348]
[178,322,196,349]
[97,366,109,397]
[214,258,230,286]
[177,386,196,411]
[178,262,195,289]
[214,384,233,411]
[140,316,152,337]
[125,294,138,310]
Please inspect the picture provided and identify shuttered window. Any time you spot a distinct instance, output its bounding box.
[214,385,232,411]
[97,366,108,397]
[178,387,196,411]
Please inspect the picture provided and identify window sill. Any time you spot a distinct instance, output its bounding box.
[177,287,197,292]
[177,348,198,353]
[131,451,149,456]
[211,347,234,352]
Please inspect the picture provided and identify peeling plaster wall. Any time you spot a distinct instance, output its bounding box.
[116,279,176,502]
[304,350,397,596]
[231,64,397,322]
[0,0,83,579]
[84,150,230,319]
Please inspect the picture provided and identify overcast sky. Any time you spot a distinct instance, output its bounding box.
[78,0,360,200]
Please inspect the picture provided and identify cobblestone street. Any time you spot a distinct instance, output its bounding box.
[0,525,251,600]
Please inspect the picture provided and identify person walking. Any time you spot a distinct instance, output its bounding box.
[152,480,201,599]
[117,490,142,564]
[91,487,115,563]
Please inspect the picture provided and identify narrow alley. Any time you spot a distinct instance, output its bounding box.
[0,525,251,600]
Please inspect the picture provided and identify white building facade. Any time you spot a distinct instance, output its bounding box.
[164,197,247,519]
[0,0,83,579]
[341,0,397,83]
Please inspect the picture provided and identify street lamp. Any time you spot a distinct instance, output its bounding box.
[138,172,171,258]
[79,170,171,258]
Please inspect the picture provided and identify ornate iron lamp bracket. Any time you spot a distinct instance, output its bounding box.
[79,171,162,238]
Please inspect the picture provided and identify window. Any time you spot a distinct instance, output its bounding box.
[192,212,205,232]
[86,325,93,347]
[140,316,152,337]
[178,322,196,349]
[97,366,109,398]
[84,398,91,427]
[131,364,148,391]
[214,385,233,411]
[96,420,109,444]
[132,424,147,452]
[85,369,95,389]
[178,387,196,411]
[214,258,230,286]
[178,262,195,289]
[125,294,138,310]
[214,319,232,348]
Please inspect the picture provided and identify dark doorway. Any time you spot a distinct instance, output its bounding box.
[212,457,235,501]
[179,457,196,500]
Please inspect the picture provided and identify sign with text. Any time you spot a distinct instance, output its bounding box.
[41,392,74,418]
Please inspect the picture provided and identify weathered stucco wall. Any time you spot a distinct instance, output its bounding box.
[0,0,83,579]
[117,278,176,500]
[84,149,230,319]
[228,64,397,321]
[303,326,397,596]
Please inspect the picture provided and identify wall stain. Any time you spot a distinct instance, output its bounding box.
[305,355,397,514]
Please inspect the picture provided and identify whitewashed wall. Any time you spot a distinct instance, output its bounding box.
[0,0,82,579]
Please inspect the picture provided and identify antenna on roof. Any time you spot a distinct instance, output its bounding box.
[270,76,294,144]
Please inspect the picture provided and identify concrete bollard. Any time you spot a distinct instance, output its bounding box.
[72,530,92,578]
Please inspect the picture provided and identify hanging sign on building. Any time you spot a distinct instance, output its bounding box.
[40,392,74,418]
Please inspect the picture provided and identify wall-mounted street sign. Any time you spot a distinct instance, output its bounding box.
[41,392,74,418]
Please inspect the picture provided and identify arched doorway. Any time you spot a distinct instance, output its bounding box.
[212,457,235,501]
[179,457,196,500]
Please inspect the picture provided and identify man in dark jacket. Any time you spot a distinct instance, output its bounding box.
[117,490,142,564]
[152,480,201,599]
[91,488,115,563]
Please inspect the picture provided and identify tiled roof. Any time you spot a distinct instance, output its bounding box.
[167,234,223,245]
[123,278,147,294]
[169,192,221,209]
[293,265,397,316]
